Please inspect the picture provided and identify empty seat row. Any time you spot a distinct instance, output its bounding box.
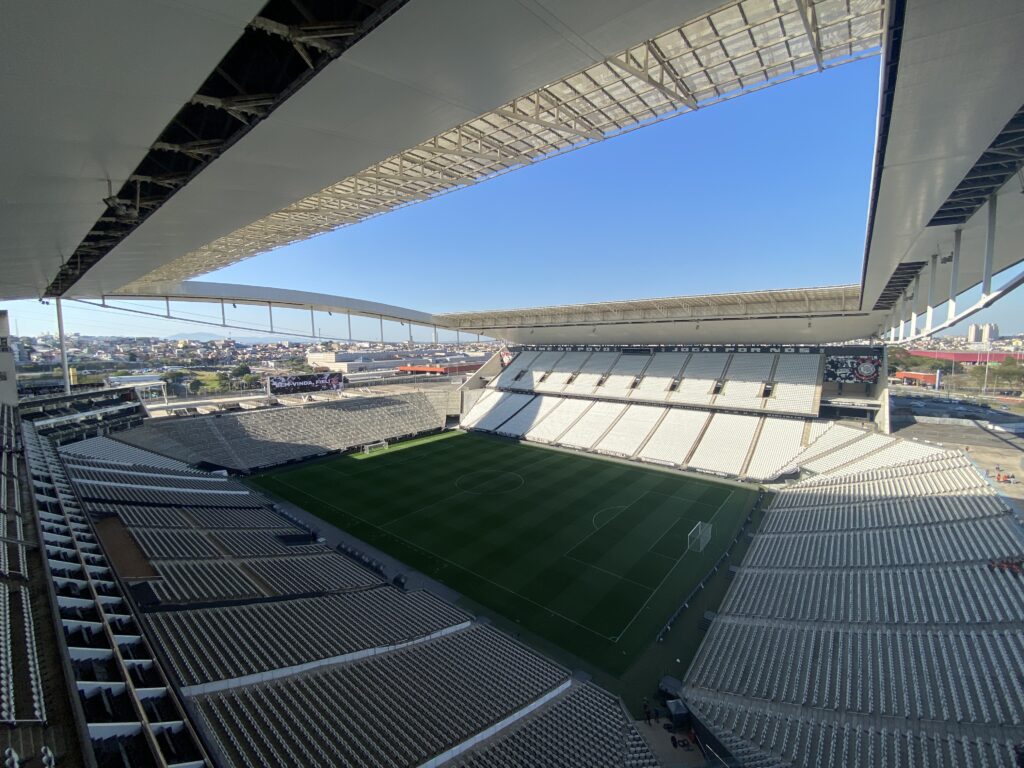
[148,587,470,686]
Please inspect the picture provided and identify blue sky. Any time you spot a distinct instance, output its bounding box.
[4,55,1022,339]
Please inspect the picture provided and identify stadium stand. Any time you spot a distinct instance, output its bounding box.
[488,348,829,418]
[629,352,687,401]
[115,391,446,471]
[488,350,540,389]
[524,397,593,444]
[764,353,823,414]
[452,682,659,768]
[494,394,563,438]
[683,433,1024,767]
[589,352,650,398]
[686,412,761,476]
[148,588,471,687]
[60,434,194,470]
[635,408,709,466]
[17,403,659,767]
[561,351,619,394]
[594,404,666,458]
[472,392,533,433]
[712,353,774,411]
[534,350,590,393]
[194,625,573,768]
[509,351,563,391]
[669,353,730,407]
[743,417,806,481]
[558,401,627,450]
[22,422,208,765]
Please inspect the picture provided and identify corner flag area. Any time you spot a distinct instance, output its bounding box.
[252,431,758,676]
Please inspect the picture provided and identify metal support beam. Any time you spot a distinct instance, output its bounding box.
[433,325,438,344]
[379,315,384,343]
[494,108,602,142]
[897,295,905,342]
[456,329,461,345]
[310,306,315,337]
[347,311,352,341]
[925,253,937,332]
[55,298,71,395]
[793,0,823,70]
[982,194,997,297]
[221,299,226,326]
[607,53,696,108]
[268,302,274,333]
[165,297,171,318]
[948,229,961,321]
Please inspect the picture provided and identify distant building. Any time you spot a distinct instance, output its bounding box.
[967,323,999,343]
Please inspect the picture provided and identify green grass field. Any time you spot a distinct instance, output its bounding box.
[251,431,757,681]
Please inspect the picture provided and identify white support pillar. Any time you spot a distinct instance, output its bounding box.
[947,228,961,321]
[925,253,937,332]
[347,312,352,341]
[982,194,997,297]
[379,316,384,343]
[888,320,896,343]
[897,295,905,342]
[456,329,461,345]
[432,325,438,344]
[55,298,71,395]
[309,307,315,337]
[909,274,920,337]
[408,323,413,347]
[268,303,274,333]
[220,299,226,326]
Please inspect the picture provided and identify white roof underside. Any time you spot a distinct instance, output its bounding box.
[859,0,1024,312]
[60,0,884,296]
[0,0,265,300]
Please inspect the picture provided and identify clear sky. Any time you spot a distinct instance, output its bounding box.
[3,55,1022,339]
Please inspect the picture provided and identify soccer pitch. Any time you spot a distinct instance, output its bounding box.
[252,431,757,675]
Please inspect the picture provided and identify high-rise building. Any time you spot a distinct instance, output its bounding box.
[966,323,999,344]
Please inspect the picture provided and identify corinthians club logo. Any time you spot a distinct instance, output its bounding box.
[854,357,879,382]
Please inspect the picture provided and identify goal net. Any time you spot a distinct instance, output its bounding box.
[687,521,712,553]
[362,440,389,456]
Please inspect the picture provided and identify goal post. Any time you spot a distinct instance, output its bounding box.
[362,440,389,456]
[687,521,713,553]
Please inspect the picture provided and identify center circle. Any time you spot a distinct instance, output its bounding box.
[455,469,525,494]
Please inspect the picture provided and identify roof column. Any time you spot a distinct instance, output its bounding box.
[982,194,997,298]
[909,274,920,338]
[947,228,961,321]
[897,294,906,342]
[55,297,71,395]
[925,253,937,332]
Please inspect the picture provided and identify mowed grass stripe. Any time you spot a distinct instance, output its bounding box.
[252,431,758,674]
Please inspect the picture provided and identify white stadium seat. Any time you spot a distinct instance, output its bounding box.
[594,405,666,457]
[687,412,760,475]
[636,408,709,465]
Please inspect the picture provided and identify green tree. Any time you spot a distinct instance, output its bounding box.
[231,363,252,377]
[188,379,203,395]
[242,374,260,387]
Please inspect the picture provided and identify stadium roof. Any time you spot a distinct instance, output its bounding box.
[3,0,884,300]
[2,0,1022,345]
[436,284,878,344]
